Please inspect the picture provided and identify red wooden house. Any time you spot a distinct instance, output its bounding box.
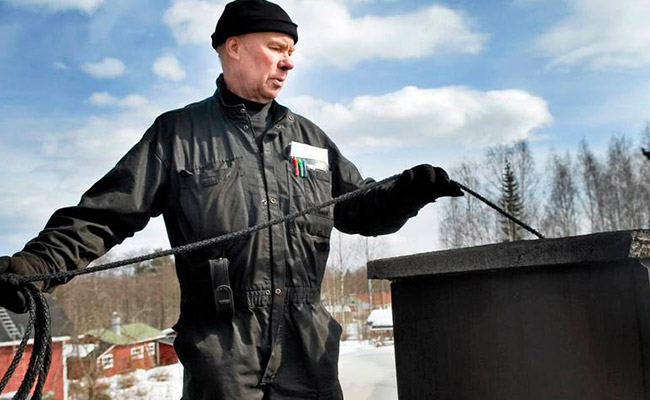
[366,308,394,344]
[0,338,68,400]
[353,291,392,311]
[0,301,72,400]
[156,329,179,367]
[68,316,177,379]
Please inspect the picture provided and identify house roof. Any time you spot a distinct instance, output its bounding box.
[0,336,69,348]
[85,323,163,345]
[63,343,97,358]
[156,336,176,346]
[0,295,73,343]
[366,308,393,328]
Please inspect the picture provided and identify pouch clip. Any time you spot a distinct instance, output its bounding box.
[208,258,234,319]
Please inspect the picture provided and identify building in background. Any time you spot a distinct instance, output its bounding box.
[156,328,179,367]
[0,299,73,400]
[366,308,393,346]
[67,314,177,379]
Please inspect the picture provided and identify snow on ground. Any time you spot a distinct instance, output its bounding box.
[95,340,395,400]
[101,363,183,400]
[339,339,375,355]
[339,344,398,400]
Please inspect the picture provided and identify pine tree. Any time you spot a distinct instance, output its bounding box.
[499,160,524,242]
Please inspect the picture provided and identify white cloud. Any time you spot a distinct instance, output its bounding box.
[536,0,650,70]
[163,0,487,69]
[163,0,223,45]
[153,56,187,82]
[1,0,103,13]
[81,57,126,79]
[0,79,233,256]
[88,92,149,108]
[285,85,552,152]
[52,61,69,70]
[88,91,117,106]
[0,102,163,254]
[42,112,158,165]
[121,94,150,108]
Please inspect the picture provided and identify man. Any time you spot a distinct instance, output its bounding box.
[0,0,462,398]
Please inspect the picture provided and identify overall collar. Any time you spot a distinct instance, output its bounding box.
[215,74,268,115]
[214,74,294,136]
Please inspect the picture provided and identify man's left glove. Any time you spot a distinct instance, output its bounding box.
[0,256,28,314]
[390,164,464,210]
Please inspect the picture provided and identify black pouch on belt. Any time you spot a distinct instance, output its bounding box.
[208,258,234,319]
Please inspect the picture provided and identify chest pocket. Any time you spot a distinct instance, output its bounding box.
[288,165,334,239]
[178,158,247,240]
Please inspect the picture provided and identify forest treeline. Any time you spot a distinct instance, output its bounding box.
[53,232,389,336]
[439,122,650,248]
[54,254,180,335]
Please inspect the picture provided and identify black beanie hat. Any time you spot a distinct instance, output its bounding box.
[211,0,298,50]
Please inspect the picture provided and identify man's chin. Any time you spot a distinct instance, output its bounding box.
[262,90,281,102]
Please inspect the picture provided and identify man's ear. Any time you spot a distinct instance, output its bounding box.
[224,36,241,61]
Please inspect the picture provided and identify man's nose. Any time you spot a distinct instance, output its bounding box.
[279,54,294,71]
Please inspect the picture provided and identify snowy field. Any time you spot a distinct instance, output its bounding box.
[98,341,397,400]
[339,342,398,400]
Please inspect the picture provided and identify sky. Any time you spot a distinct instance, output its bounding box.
[0,0,649,264]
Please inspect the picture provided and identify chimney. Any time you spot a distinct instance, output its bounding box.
[111,312,121,335]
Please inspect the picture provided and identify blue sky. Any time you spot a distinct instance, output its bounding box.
[1,0,649,260]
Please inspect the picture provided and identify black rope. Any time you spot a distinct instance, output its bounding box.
[0,287,35,394]
[20,174,401,284]
[453,181,545,239]
[0,175,543,399]
[0,284,51,400]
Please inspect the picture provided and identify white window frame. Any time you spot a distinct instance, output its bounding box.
[147,342,156,357]
[100,354,114,370]
[130,345,144,360]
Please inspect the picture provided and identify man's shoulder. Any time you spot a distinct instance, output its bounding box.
[157,95,215,125]
[284,108,322,131]
[279,106,337,148]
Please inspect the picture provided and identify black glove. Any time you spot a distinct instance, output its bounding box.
[0,256,28,314]
[391,164,463,209]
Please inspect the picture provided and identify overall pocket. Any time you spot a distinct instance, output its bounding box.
[288,165,334,239]
[178,158,247,240]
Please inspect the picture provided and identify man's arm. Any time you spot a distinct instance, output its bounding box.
[331,145,461,236]
[3,118,170,300]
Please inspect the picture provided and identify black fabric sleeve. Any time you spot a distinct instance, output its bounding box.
[330,142,419,236]
[9,119,170,291]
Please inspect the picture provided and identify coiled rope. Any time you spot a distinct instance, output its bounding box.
[0,175,543,400]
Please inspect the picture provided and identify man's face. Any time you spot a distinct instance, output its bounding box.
[230,32,295,103]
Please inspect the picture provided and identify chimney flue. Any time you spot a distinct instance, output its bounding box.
[111,312,121,335]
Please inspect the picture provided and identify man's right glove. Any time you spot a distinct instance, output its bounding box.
[0,256,28,314]
[390,164,464,210]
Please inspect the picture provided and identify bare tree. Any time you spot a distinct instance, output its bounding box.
[638,121,650,226]
[542,152,579,237]
[440,160,499,248]
[361,237,389,309]
[601,134,644,230]
[577,139,607,232]
[323,231,363,335]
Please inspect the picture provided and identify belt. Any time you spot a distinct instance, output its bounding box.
[234,287,320,309]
